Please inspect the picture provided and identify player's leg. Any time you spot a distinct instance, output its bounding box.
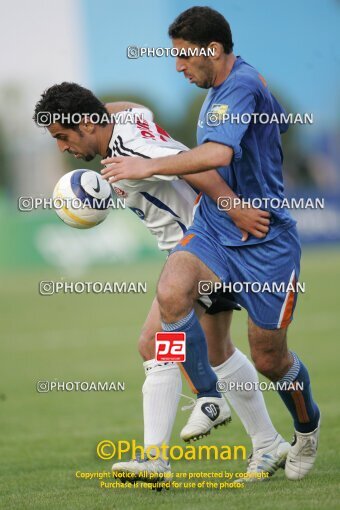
[157,247,232,441]
[217,226,320,480]
[141,302,281,457]
[112,296,231,483]
[112,297,179,482]
[112,293,233,481]
[112,296,232,482]
[202,310,290,478]
[203,311,279,449]
[139,297,181,456]
[248,319,320,480]
[199,309,234,366]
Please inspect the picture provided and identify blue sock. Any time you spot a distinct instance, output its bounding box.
[277,352,320,433]
[162,309,220,398]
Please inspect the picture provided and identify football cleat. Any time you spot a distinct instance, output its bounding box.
[180,396,231,442]
[285,420,320,481]
[112,456,172,491]
[237,434,291,482]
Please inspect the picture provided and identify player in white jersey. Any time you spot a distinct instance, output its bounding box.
[34,83,291,485]
[107,107,198,252]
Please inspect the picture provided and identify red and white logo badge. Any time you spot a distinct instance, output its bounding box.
[155,332,186,362]
[113,186,128,198]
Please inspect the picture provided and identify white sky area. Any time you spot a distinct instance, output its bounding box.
[0,0,86,111]
[0,0,87,195]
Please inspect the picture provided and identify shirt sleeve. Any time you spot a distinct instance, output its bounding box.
[202,84,256,162]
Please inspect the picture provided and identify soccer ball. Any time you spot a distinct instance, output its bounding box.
[53,169,112,229]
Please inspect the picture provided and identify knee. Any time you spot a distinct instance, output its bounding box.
[157,278,177,309]
[157,276,193,321]
[252,352,279,380]
[248,321,291,380]
[251,350,290,381]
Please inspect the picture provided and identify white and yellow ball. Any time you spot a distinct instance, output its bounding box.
[53,170,112,229]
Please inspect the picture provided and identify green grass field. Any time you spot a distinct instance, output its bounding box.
[1,248,340,509]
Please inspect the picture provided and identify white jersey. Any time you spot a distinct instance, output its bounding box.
[107,108,199,251]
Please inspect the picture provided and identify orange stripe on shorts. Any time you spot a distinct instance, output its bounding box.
[278,271,296,329]
[280,276,296,328]
[194,192,202,205]
[179,233,195,247]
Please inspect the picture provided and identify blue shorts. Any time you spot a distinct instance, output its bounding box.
[171,226,301,329]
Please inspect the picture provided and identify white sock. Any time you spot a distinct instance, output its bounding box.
[143,359,182,458]
[213,348,278,451]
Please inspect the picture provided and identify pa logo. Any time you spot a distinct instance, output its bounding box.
[155,332,186,362]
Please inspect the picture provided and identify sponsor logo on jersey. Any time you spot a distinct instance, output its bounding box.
[210,103,229,119]
[130,207,145,219]
[113,186,128,198]
[136,118,172,142]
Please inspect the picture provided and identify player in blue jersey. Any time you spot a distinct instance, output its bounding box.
[101,7,320,481]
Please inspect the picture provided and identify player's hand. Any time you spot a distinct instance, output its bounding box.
[226,203,271,241]
[100,156,153,182]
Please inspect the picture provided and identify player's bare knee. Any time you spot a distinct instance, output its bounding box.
[252,345,291,380]
[157,259,196,321]
[157,281,193,322]
[248,319,290,379]
[252,353,280,380]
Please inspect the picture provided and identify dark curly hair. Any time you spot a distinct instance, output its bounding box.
[33,82,108,129]
[168,6,233,55]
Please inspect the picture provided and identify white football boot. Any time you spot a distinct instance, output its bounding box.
[180,396,232,442]
[238,434,291,482]
[285,420,320,480]
[112,456,171,483]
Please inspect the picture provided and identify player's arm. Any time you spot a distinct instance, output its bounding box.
[182,170,234,203]
[101,142,231,181]
[183,171,270,240]
[101,84,255,181]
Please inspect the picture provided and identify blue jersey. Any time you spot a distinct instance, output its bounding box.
[195,56,296,246]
